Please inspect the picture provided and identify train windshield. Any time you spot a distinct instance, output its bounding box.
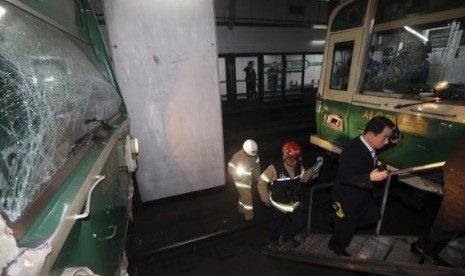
[360,17,465,102]
[0,3,122,222]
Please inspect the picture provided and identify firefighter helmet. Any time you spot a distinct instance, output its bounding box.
[243,139,258,156]
[282,141,301,162]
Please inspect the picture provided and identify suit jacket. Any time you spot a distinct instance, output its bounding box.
[332,136,377,207]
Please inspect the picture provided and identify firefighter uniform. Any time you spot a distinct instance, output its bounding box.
[258,160,317,244]
[228,149,261,220]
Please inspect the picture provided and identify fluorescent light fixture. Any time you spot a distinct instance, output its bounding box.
[310,40,326,46]
[313,24,328,29]
[404,26,428,42]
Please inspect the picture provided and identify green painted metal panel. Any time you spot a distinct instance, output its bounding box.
[50,146,130,276]
[316,99,465,174]
[77,0,127,115]
[316,99,351,147]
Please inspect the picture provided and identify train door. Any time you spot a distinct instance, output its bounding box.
[318,29,364,147]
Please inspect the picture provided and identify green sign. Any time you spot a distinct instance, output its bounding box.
[286,60,322,71]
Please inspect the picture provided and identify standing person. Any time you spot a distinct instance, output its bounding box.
[328,116,395,256]
[257,141,322,247]
[267,62,280,94]
[228,139,261,221]
[410,136,465,265]
[244,60,257,100]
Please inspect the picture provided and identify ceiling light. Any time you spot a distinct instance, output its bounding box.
[313,24,328,29]
[310,40,326,46]
[404,26,428,42]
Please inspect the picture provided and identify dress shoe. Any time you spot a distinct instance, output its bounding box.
[410,241,448,266]
[328,240,351,257]
[333,249,351,257]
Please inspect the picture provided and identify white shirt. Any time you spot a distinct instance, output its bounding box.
[360,135,377,165]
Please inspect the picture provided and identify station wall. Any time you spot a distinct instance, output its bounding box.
[104,0,225,201]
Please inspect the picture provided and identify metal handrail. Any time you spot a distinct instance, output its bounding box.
[306,182,335,234]
[376,161,446,235]
[305,161,445,236]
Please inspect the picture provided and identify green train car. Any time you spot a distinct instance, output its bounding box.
[0,0,138,275]
[311,0,465,193]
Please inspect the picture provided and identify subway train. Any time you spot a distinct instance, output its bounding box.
[311,0,465,194]
[263,0,465,274]
[0,0,137,275]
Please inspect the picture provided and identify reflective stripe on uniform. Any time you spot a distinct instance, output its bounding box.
[230,162,252,176]
[235,181,251,189]
[269,197,301,213]
[276,175,299,181]
[237,167,252,176]
[239,200,253,210]
[260,174,270,183]
[255,158,260,163]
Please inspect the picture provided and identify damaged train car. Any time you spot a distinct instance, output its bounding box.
[0,0,138,275]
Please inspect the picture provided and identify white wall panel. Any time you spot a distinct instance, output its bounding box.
[104,0,225,201]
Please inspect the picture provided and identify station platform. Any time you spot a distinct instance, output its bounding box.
[263,234,465,275]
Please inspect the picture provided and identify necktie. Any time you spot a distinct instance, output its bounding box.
[371,150,377,167]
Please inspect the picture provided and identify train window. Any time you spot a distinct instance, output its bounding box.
[330,41,354,91]
[360,18,465,102]
[331,0,367,32]
[0,3,122,222]
[376,0,465,24]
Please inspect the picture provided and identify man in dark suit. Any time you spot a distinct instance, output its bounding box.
[328,116,395,256]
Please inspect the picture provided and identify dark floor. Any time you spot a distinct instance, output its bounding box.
[125,93,441,276]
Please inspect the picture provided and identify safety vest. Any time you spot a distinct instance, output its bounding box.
[269,163,301,213]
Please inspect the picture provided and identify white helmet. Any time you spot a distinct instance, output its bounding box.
[243,139,258,156]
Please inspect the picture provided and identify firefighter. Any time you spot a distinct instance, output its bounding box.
[257,141,322,247]
[228,139,261,221]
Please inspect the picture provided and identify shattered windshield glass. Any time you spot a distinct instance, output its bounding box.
[0,3,122,222]
[360,18,465,101]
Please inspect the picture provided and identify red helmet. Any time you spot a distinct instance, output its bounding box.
[282,141,301,162]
